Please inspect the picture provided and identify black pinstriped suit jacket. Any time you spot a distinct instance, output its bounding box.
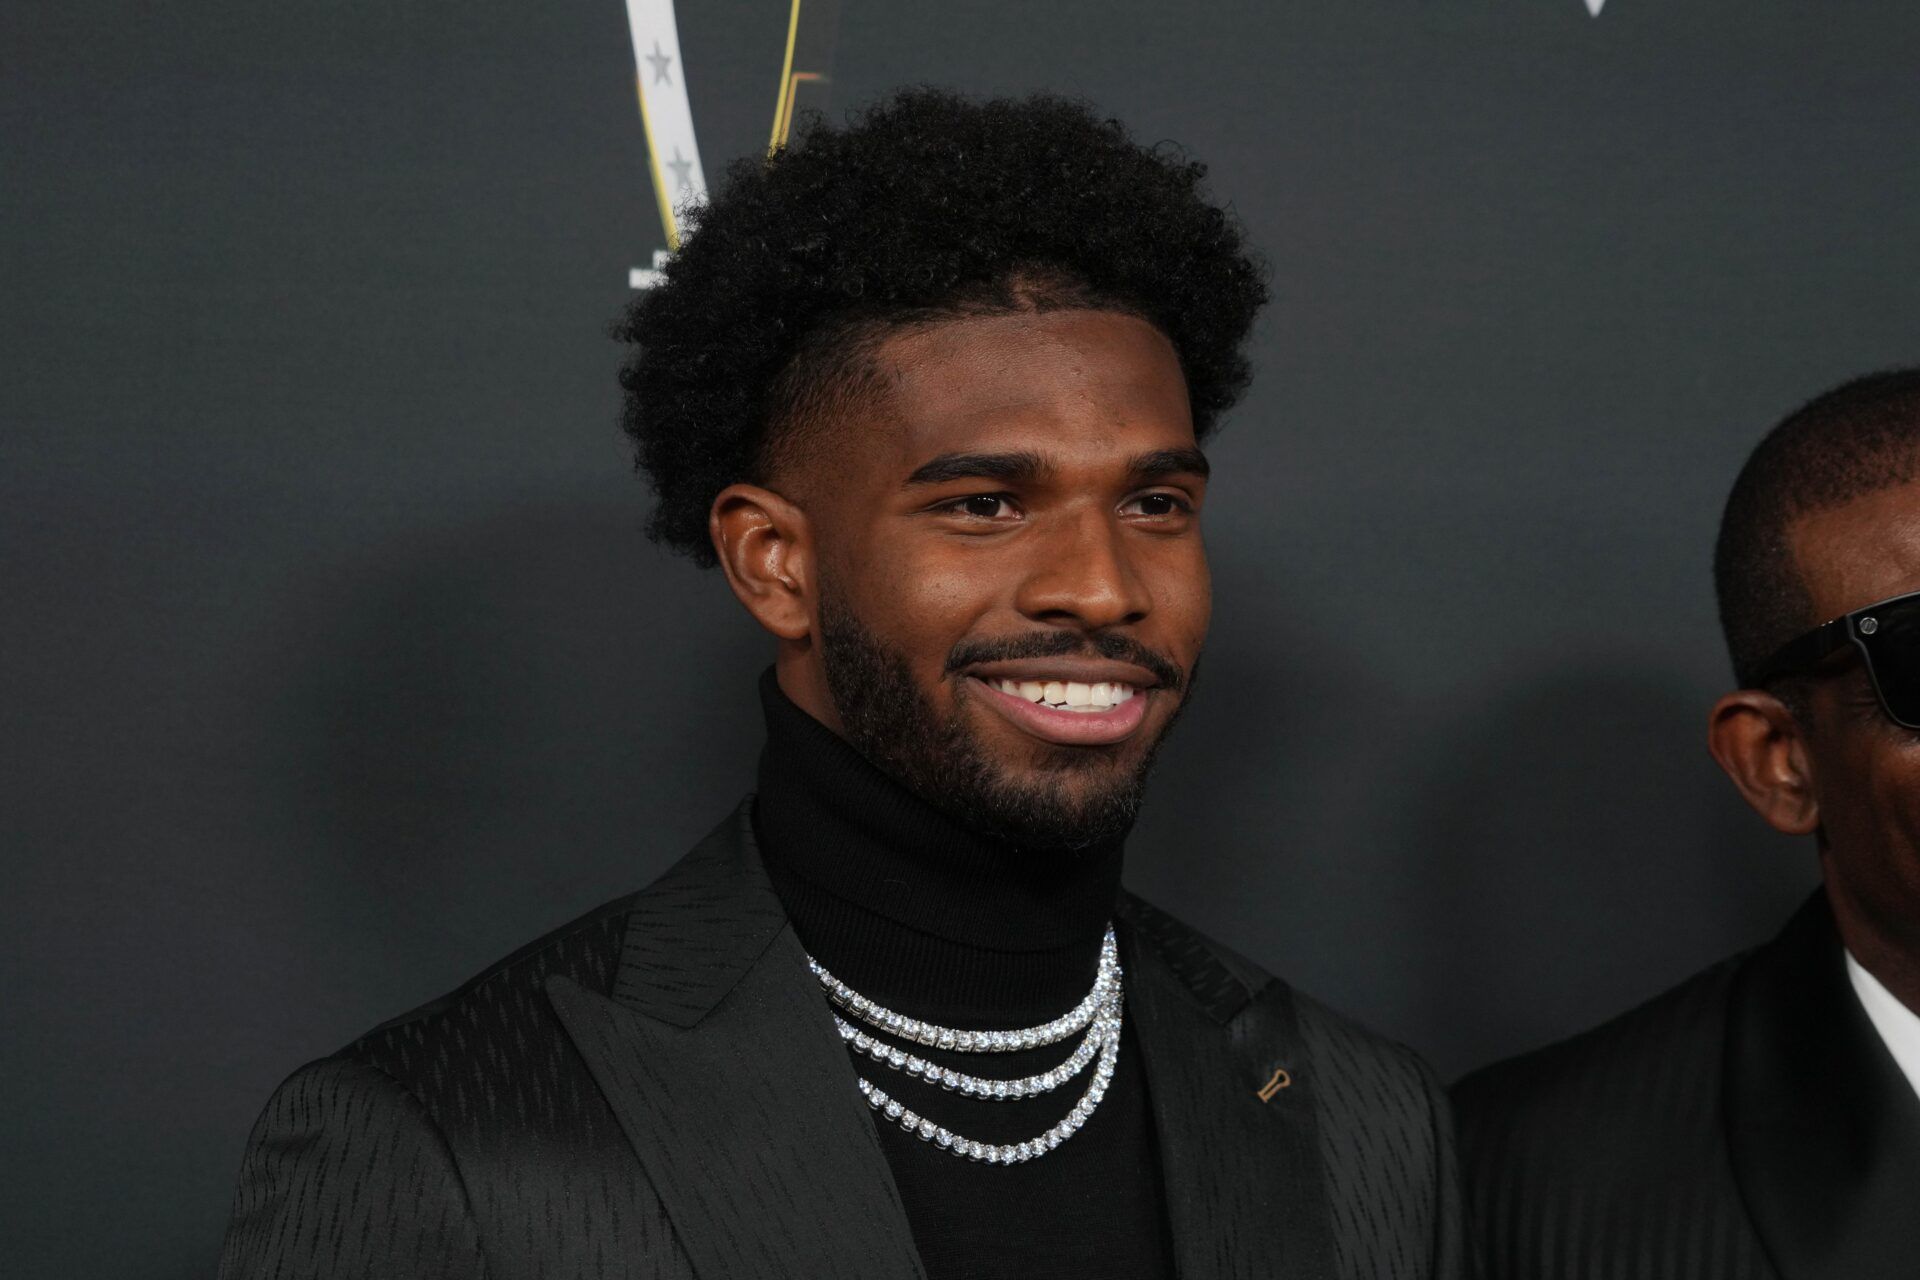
[219,802,1464,1279]
[1454,893,1920,1280]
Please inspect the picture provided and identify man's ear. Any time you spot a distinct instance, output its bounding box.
[710,482,814,641]
[1707,689,1821,836]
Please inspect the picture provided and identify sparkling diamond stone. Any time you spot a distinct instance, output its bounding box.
[936,1129,953,1147]
[885,1101,903,1119]
[917,1119,936,1140]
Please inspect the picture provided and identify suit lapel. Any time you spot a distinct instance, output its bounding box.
[548,805,925,1280]
[1725,891,1920,1280]
[1121,897,1338,1280]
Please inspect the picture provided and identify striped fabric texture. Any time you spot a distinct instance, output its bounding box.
[220,802,1464,1278]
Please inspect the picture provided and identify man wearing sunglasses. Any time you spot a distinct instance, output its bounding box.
[1456,369,1920,1278]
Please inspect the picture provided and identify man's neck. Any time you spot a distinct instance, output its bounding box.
[1824,864,1920,1019]
[751,668,1125,1019]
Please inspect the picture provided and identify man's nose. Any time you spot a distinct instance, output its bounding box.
[1012,507,1153,631]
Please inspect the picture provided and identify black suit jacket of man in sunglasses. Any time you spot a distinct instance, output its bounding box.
[1455,369,1920,1280]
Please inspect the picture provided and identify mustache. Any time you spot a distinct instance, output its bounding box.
[944,631,1186,692]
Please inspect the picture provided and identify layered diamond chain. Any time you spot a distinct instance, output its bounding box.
[806,925,1123,1165]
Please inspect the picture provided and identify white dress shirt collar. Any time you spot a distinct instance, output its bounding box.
[1845,950,1920,1103]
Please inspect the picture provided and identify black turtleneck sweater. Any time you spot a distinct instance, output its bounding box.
[752,671,1177,1280]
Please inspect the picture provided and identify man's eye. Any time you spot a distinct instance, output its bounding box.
[952,495,1013,519]
[1126,493,1191,518]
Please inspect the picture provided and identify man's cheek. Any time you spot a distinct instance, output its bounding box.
[901,553,990,617]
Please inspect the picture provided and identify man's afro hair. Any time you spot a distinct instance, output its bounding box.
[615,88,1269,565]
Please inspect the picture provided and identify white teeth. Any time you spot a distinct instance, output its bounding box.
[981,676,1142,712]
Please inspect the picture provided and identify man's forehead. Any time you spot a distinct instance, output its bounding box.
[1792,478,1920,617]
[863,310,1194,469]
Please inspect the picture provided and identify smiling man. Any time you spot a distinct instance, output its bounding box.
[218,91,1462,1280]
[1456,370,1920,1278]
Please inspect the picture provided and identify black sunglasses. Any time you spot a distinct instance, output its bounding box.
[1753,589,1920,730]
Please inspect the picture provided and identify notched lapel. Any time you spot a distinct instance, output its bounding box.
[549,804,925,1280]
[1725,892,1920,1280]
[1121,902,1337,1280]
[608,804,788,1027]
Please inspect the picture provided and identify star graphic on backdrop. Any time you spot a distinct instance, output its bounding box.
[646,40,674,85]
[667,149,693,191]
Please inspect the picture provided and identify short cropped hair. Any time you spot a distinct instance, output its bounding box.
[1714,369,1920,687]
[615,88,1268,565]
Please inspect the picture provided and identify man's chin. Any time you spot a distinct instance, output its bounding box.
[942,749,1149,850]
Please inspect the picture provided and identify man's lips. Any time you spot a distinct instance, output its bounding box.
[963,674,1152,746]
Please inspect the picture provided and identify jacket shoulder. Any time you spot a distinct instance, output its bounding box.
[1451,954,1759,1280]
[219,1056,484,1278]
[336,806,759,1129]
[333,887,643,1142]
[1117,893,1447,1168]
[1453,953,1741,1156]
[1118,891,1435,1080]
[354,889,640,1049]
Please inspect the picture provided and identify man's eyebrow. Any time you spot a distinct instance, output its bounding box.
[1130,447,1210,480]
[903,451,1053,487]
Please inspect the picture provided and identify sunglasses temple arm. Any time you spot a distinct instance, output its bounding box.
[1751,617,1851,689]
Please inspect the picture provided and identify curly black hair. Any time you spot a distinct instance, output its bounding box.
[615,88,1269,565]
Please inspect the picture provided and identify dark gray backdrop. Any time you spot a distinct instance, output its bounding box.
[8,1,1919,1274]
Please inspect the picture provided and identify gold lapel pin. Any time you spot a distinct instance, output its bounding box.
[1256,1067,1292,1102]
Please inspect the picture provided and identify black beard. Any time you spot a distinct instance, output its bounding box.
[815,594,1189,852]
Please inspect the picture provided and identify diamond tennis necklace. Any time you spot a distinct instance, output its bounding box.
[806,926,1123,1165]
